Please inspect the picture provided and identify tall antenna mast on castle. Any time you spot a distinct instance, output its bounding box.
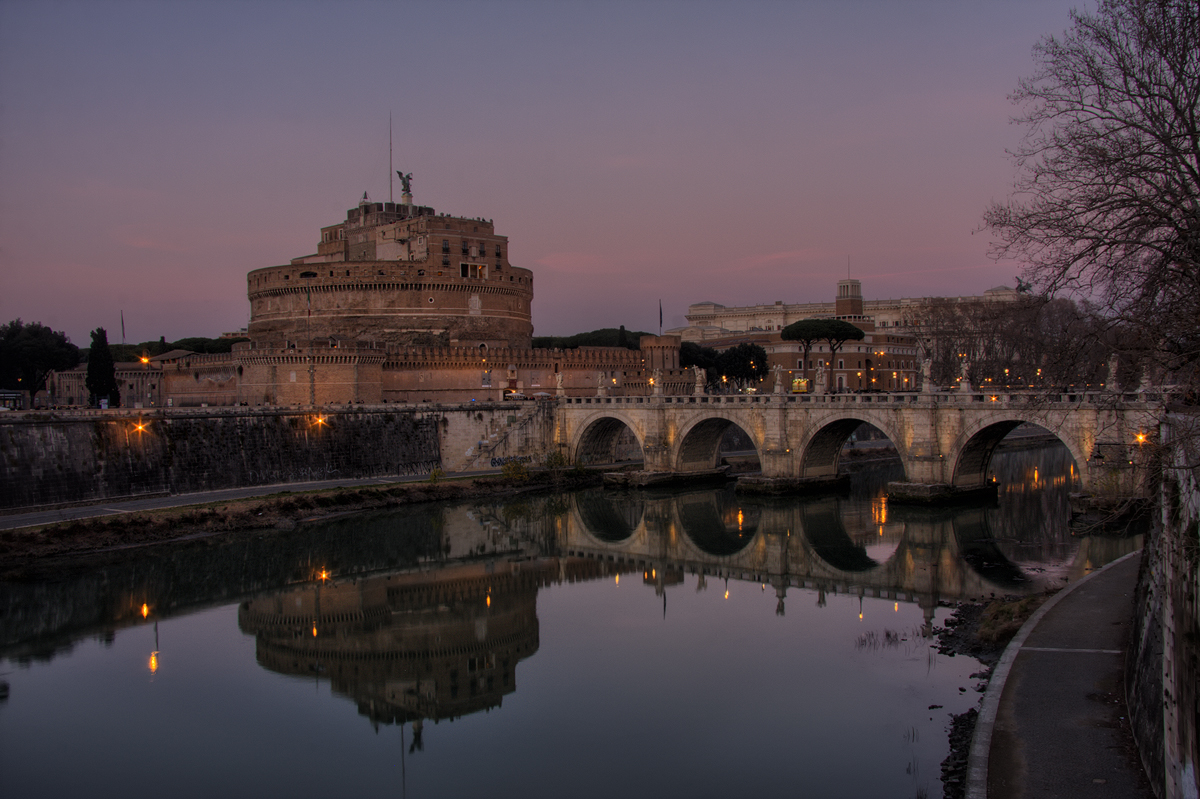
[388,113,393,204]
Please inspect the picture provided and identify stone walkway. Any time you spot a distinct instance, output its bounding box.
[967,550,1153,798]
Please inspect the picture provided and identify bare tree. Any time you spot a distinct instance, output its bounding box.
[984,0,1200,391]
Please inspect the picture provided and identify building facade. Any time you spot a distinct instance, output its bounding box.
[673,283,1019,341]
[683,281,922,393]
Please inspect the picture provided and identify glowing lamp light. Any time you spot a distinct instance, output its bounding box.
[724,589,730,599]
[141,603,149,619]
[312,624,318,638]
[149,651,159,673]
[1136,432,1147,444]
[615,575,619,586]
[894,602,899,612]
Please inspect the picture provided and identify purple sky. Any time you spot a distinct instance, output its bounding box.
[0,0,1085,347]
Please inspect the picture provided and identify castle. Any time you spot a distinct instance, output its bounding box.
[53,188,688,407]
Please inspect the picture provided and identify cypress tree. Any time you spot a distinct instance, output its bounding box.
[86,327,120,407]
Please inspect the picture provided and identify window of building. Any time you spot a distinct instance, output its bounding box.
[461,263,485,279]
[481,370,492,387]
[838,359,844,369]
[495,245,502,258]
[442,240,450,253]
[442,255,450,266]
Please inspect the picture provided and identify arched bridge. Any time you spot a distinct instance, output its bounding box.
[555,389,1167,499]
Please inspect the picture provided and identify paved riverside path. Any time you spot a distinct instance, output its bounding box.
[968,550,1153,799]
[0,473,487,531]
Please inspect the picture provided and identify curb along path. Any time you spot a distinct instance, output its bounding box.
[966,550,1152,799]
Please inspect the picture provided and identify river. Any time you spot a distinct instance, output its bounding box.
[0,443,1141,798]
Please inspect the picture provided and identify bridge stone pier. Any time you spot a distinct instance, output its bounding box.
[556,389,1169,501]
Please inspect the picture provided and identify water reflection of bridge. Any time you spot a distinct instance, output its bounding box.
[560,487,1141,629]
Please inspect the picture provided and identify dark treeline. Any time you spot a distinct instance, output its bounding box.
[85,336,250,362]
[532,326,650,351]
[907,295,1149,390]
[680,341,768,392]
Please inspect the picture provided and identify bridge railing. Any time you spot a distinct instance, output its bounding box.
[557,389,1169,407]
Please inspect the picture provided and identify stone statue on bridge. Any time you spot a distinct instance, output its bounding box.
[693,365,706,396]
[773,363,784,394]
[958,358,972,393]
[596,371,608,397]
[920,359,933,393]
[652,368,663,396]
[815,365,827,394]
[555,372,564,397]
[1106,355,1120,391]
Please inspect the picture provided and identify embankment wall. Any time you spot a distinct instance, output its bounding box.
[1127,412,1200,798]
[0,403,557,511]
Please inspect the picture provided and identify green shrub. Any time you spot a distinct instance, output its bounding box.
[501,460,530,482]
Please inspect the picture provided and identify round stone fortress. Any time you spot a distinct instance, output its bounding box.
[247,193,534,348]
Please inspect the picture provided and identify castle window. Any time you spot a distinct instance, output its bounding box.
[495,245,502,258]
[442,240,449,253]
[442,255,450,266]
[461,242,469,255]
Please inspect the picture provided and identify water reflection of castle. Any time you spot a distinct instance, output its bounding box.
[238,557,622,728]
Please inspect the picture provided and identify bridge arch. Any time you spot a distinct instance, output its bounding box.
[674,489,760,556]
[673,414,761,473]
[949,417,1086,490]
[799,498,880,572]
[574,490,645,543]
[570,412,645,467]
[796,412,907,480]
